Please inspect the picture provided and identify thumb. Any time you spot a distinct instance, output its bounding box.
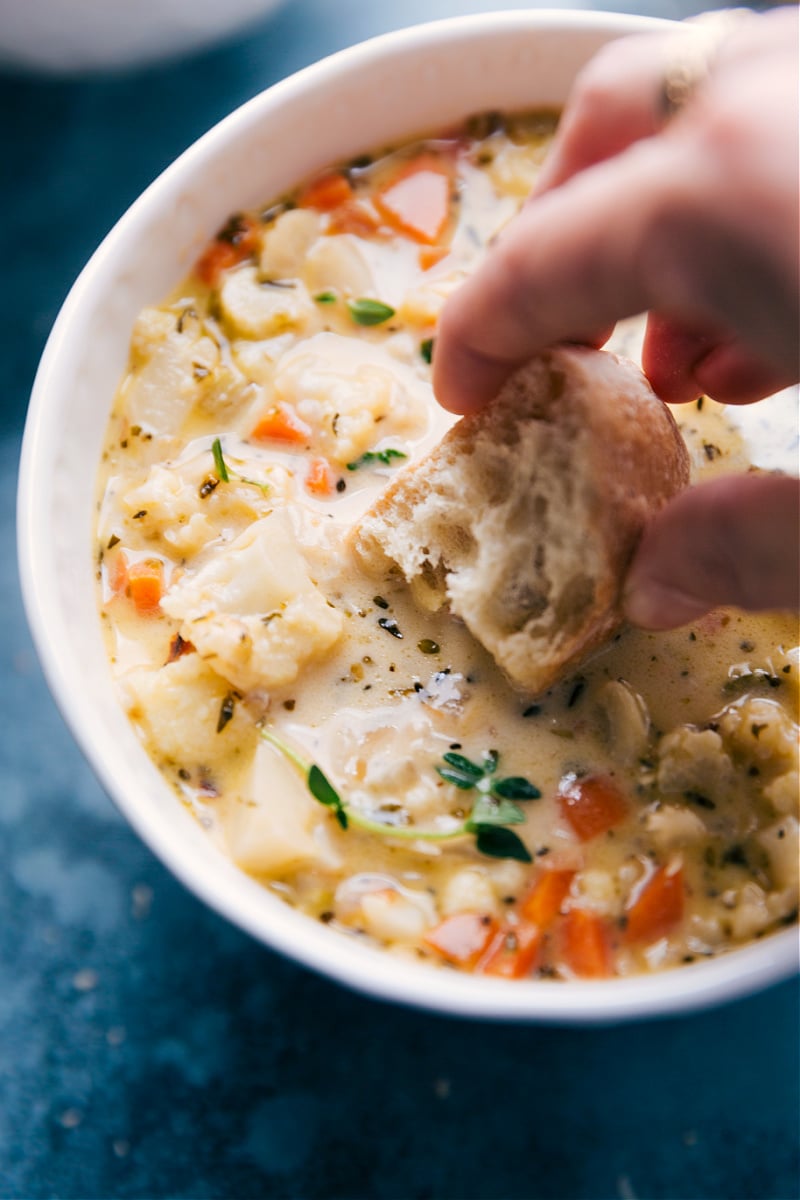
[624,474,800,629]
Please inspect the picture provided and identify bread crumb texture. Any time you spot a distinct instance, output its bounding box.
[352,347,690,694]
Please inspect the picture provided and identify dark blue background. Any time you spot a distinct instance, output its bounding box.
[2,3,797,1197]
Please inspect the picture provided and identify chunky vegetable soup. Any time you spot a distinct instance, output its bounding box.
[96,112,799,981]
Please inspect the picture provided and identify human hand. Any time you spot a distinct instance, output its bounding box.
[433,6,799,628]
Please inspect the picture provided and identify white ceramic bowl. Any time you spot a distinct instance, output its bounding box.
[18,9,799,1022]
[0,0,286,73]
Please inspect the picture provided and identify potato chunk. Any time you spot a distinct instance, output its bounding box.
[222,740,340,875]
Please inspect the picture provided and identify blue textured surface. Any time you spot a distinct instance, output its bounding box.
[2,3,798,1197]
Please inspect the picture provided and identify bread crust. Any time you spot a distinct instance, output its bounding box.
[352,346,690,694]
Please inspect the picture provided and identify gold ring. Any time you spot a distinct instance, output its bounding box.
[658,8,752,122]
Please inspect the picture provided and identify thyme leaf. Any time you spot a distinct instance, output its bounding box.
[490,776,542,801]
[442,751,484,778]
[347,297,396,326]
[473,826,532,863]
[437,765,481,790]
[308,764,348,829]
[346,448,407,471]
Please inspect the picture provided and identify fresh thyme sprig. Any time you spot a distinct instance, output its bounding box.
[346,448,407,472]
[211,437,270,495]
[435,750,540,862]
[259,728,538,861]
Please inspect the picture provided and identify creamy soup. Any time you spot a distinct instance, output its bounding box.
[95,112,799,981]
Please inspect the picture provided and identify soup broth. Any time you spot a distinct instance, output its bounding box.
[95,112,799,981]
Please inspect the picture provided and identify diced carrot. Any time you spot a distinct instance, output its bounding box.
[418,245,449,271]
[328,200,382,237]
[250,405,312,446]
[194,214,260,287]
[423,912,497,968]
[305,457,337,497]
[559,774,628,842]
[195,241,240,288]
[560,908,613,978]
[298,172,354,212]
[374,155,452,245]
[520,868,575,929]
[127,558,164,614]
[478,920,542,979]
[624,864,685,945]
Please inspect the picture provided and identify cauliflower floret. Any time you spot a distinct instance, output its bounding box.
[644,803,708,849]
[271,331,429,466]
[757,816,799,891]
[718,696,799,772]
[124,305,250,432]
[122,468,215,556]
[259,209,321,280]
[218,266,319,339]
[231,333,297,389]
[440,867,502,919]
[657,727,736,803]
[160,510,343,691]
[570,868,620,917]
[115,444,287,558]
[764,770,800,815]
[121,653,256,769]
[728,881,772,941]
[334,875,437,942]
[359,888,436,942]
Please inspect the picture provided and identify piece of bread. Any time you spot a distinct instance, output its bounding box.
[351,346,690,695]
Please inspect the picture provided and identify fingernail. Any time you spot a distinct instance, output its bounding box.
[623,580,711,630]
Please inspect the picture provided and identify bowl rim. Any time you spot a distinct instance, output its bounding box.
[17,7,800,1023]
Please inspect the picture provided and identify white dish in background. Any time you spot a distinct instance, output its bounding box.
[0,0,286,73]
[17,9,799,1022]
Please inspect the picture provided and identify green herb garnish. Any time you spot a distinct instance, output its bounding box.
[437,750,541,862]
[314,290,337,305]
[210,437,270,495]
[347,297,395,326]
[346,448,407,471]
[212,436,229,482]
[420,338,434,364]
[308,763,348,830]
[260,728,537,862]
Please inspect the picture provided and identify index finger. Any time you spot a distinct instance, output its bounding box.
[433,136,689,414]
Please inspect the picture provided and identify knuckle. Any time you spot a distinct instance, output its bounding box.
[570,45,628,111]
